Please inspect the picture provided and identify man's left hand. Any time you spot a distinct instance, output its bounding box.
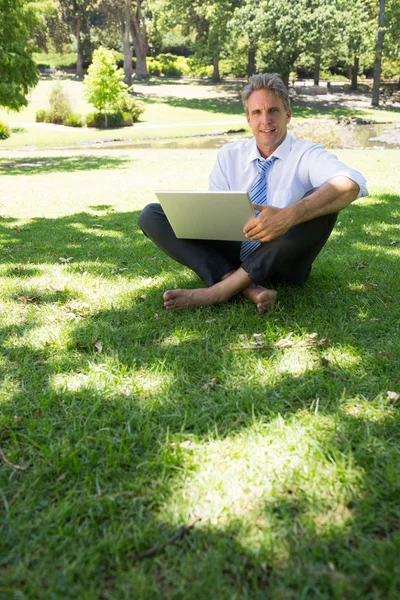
[243,204,293,242]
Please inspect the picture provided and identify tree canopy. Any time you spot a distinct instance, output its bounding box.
[0,0,40,110]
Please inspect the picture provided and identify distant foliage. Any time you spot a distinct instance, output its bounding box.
[35,109,49,123]
[0,120,11,139]
[36,86,82,127]
[49,83,72,124]
[147,53,189,77]
[84,47,144,128]
[84,47,129,127]
[63,112,83,128]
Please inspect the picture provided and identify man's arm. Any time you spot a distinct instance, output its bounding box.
[243,175,360,243]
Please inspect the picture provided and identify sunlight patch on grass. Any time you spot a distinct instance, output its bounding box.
[160,416,363,544]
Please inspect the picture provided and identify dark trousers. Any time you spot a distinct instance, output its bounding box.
[138,203,338,288]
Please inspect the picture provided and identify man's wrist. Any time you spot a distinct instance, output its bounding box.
[283,204,300,229]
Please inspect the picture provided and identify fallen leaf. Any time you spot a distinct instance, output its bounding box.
[387,391,400,402]
[253,333,263,340]
[389,241,399,245]
[170,440,197,449]
[239,334,248,340]
[139,294,147,300]
[17,296,37,304]
[274,335,293,348]
[357,261,368,269]
[154,313,160,319]
[380,351,394,359]
[59,257,74,263]
[94,341,103,353]
[206,318,216,323]
[370,318,380,322]
[202,377,218,389]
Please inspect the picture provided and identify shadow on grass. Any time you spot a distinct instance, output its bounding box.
[1,197,400,597]
[141,95,243,116]
[0,156,133,176]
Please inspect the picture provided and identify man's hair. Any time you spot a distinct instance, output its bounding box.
[242,73,290,113]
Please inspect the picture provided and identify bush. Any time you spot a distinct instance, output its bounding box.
[117,95,144,122]
[35,109,49,123]
[186,57,213,78]
[0,120,11,140]
[147,54,189,77]
[86,111,128,128]
[49,83,71,124]
[63,112,83,127]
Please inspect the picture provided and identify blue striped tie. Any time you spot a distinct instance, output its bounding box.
[240,157,277,261]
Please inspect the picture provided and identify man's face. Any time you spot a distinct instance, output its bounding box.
[246,89,292,157]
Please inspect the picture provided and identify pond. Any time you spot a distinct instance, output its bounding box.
[89,123,400,151]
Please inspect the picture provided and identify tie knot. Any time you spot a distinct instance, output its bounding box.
[257,157,276,173]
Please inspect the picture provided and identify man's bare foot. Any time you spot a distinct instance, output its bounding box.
[242,284,277,312]
[163,287,225,311]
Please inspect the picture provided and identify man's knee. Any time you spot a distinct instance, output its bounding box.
[138,203,161,235]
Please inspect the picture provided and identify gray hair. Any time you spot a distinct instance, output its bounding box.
[242,73,290,114]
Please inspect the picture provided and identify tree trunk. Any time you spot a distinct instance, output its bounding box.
[76,14,84,79]
[247,43,256,77]
[313,55,320,86]
[211,54,220,82]
[371,0,386,106]
[351,55,359,90]
[123,0,132,85]
[131,0,148,79]
[281,72,290,88]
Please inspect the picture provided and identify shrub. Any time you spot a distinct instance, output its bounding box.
[35,109,49,123]
[63,112,83,127]
[0,120,11,140]
[147,54,189,78]
[49,83,71,124]
[84,47,129,126]
[85,111,126,128]
[186,57,213,78]
[117,95,144,122]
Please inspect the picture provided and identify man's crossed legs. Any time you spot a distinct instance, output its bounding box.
[138,203,337,312]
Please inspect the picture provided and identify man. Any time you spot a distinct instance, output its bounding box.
[139,73,368,312]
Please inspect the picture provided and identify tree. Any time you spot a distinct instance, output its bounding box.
[0,0,39,110]
[84,46,129,126]
[371,0,386,105]
[56,0,99,78]
[163,0,239,82]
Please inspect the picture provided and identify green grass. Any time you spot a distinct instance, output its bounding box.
[1,148,400,598]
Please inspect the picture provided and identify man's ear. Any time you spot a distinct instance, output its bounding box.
[286,109,292,124]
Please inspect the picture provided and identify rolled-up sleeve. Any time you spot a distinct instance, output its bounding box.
[302,147,369,199]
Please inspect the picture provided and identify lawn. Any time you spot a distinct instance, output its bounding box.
[1,146,400,599]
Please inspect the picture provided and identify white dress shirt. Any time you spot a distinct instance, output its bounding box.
[208,134,368,207]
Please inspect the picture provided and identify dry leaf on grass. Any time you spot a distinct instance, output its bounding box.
[17,296,38,304]
[94,341,103,353]
[202,377,218,389]
[357,261,368,269]
[274,334,294,348]
[170,440,197,449]
[380,351,394,360]
[59,257,74,263]
[387,391,400,402]
[304,333,330,346]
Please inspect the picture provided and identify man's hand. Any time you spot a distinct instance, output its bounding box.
[243,204,293,242]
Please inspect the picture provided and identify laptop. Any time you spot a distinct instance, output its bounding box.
[155,191,255,241]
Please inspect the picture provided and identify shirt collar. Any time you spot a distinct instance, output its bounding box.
[246,133,293,165]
